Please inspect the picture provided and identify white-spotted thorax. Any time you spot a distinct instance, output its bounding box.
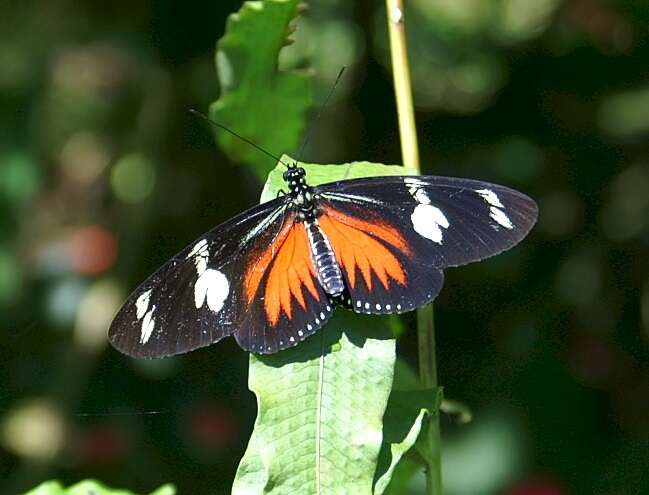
[284,162,317,222]
[283,163,345,298]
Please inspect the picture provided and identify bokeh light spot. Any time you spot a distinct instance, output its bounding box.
[0,247,22,305]
[60,131,111,185]
[69,225,118,275]
[601,164,649,241]
[0,151,41,204]
[74,279,123,352]
[110,153,156,204]
[599,85,649,137]
[1,399,66,460]
[46,277,87,327]
[495,137,544,183]
[556,254,602,306]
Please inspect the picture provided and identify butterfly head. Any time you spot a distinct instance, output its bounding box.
[283,162,305,181]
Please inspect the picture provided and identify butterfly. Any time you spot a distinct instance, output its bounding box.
[108,162,538,357]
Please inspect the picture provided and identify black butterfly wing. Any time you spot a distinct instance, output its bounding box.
[314,175,537,314]
[109,196,293,358]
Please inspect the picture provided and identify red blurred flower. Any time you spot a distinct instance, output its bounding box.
[68,225,118,275]
[188,404,238,450]
[504,476,567,495]
[77,424,125,467]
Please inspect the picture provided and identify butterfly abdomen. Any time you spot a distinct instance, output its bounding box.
[304,218,344,297]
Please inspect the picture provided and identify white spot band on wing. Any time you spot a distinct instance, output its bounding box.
[140,305,156,344]
[187,238,208,258]
[136,289,152,320]
[411,203,449,244]
[404,177,431,204]
[194,268,229,312]
[475,188,504,208]
[188,239,209,276]
[489,207,514,229]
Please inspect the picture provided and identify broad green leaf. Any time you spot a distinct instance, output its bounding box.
[233,158,415,494]
[233,312,395,494]
[374,359,442,495]
[210,0,312,179]
[25,480,175,495]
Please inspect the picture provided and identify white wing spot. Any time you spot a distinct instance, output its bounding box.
[320,312,325,320]
[188,239,209,276]
[476,188,504,208]
[356,301,362,308]
[411,204,449,244]
[364,302,370,309]
[194,269,229,312]
[187,239,208,258]
[290,337,295,343]
[326,305,331,312]
[139,305,156,344]
[375,303,381,310]
[298,330,304,336]
[404,178,431,204]
[136,289,152,320]
[315,318,320,325]
[386,304,391,311]
[490,207,514,229]
[404,177,427,188]
[397,303,402,310]
[307,324,313,331]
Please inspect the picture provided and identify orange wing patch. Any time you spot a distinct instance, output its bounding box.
[319,206,413,291]
[244,222,320,327]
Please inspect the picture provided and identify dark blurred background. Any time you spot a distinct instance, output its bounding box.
[1,0,648,494]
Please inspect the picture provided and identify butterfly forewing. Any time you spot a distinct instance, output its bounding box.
[314,175,537,314]
[109,197,292,358]
[109,168,538,356]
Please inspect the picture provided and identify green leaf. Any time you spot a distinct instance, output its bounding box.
[261,155,418,201]
[210,0,312,179]
[232,158,416,494]
[24,480,175,495]
[374,359,443,495]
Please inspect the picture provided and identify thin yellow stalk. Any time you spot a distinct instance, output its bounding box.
[385,1,443,494]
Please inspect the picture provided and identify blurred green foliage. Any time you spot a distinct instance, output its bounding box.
[26,480,175,495]
[210,0,312,178]
[1,0,649,494]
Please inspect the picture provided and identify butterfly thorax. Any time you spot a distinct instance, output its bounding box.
[284,164,316,220]
[283,164,344,297]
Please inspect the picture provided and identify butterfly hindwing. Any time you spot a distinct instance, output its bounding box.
[315,199,445,315]
[314,175,537,314]
[109,197,292,358]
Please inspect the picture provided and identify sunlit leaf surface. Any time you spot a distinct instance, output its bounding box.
[233,158,417,494]
[25,480,175,495]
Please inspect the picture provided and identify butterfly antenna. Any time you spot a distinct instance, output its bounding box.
[296,66,346,161]
[189,109,289,168]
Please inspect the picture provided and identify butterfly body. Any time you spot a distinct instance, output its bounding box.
[109,162,538,357]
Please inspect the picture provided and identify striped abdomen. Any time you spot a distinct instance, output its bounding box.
[305,218,344,296]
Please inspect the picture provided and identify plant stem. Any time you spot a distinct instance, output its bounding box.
[385,1,443,494]
[385,0,419,171]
